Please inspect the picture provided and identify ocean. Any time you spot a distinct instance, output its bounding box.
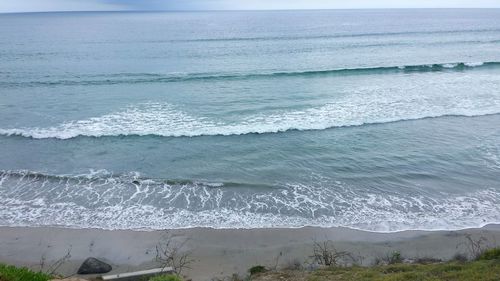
[1,9,500,232]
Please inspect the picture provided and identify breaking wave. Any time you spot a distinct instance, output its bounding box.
[0,170,499,232]
[2,79,500,140]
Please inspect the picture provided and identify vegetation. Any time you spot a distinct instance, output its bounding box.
[386,251,403,265]
[249,243,500,281]
[310,241,355,267]
[251,260,500,281]
[149,274,184,281]
[478,248,500,261]
[249,265,267,275]
[0,263,51,281]
[155,231,192,275]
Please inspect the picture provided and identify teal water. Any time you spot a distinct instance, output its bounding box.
[1,9,500,231]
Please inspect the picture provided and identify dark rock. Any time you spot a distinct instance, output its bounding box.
[77,257,112,274]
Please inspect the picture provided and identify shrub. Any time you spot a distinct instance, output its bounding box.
[284,258,303,270]
[458,234,489,260]
[478,248,500,260]
[451,253,469,262]
[310,240,354,267]
[0,263,51,281]
[155,231,192,275]
[387,251,403,264]
[149,274,184,281]
[248,265,267,275]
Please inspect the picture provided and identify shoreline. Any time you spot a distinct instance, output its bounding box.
[1,225,500,280]
[4,221,500,233]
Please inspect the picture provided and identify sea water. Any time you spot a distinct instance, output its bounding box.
[1,9,500,231]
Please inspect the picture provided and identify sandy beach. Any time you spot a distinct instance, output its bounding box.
[2,6,500,281]
[1,225,500,280]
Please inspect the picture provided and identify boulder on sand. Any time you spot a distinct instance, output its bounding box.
[77,257,112,274]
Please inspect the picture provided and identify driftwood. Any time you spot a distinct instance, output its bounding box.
[101,267,173,281]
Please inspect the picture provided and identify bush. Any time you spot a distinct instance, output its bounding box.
[387,251,403,264]
[452,253,469,262]
[248,265,267,275]
[149,274,184,281]
[478,248,500,260]
[310,240,354,267]
[284,258,303,270]
[0,263,51,281]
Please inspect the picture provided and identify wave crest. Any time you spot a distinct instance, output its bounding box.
[2,59,500,140]
[2,61,498,88]
[2,96,500,139]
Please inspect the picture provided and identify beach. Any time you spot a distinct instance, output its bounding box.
[1,225,500,280]
[2,9,500,281]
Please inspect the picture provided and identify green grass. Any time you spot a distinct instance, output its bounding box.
[0,264,51,281]
[478,248,500,261]
[252,259,500,281]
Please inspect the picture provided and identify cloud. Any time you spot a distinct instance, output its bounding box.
[1,0,500,13]
[209,0,500,9]
[0,0,124,13]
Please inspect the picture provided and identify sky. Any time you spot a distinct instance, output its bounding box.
[1,0,500,13]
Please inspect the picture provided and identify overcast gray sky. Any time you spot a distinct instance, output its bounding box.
[1,0,500,13]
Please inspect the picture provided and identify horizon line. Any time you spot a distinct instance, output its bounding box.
[1,7,500,15]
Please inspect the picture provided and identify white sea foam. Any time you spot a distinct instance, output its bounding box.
[465,62,485,67]
[1,66,500,139]
[0,170,499,232]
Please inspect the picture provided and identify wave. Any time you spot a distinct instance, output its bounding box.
[2,112,499,140]
[142,28,500,43]
[28,28,498,45]
[2,75,500,140]
[1,61,498,88]
[1,170,499,232]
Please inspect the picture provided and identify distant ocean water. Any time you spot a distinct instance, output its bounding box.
[1,9,500,232]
